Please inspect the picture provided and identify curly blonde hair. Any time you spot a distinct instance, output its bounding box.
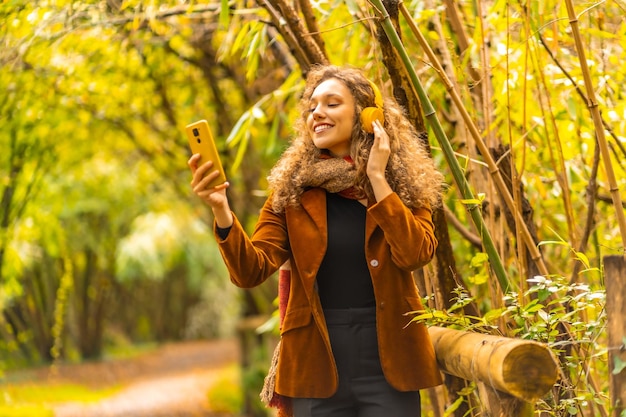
[267,64,444,212]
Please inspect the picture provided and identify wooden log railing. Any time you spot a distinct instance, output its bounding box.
[428,326,558,415]
[428,326,558,402]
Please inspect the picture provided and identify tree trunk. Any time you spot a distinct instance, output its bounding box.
[489,145,542,281]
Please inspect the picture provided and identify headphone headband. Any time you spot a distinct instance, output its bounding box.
[367,79,384,110]
[360,79,385,133]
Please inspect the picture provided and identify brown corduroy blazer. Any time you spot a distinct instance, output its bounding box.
[215,188,443,398]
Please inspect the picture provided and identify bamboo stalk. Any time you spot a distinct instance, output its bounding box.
[397,3,550,278]
[510,3,530,293]
[563,0,626,254]
[367,0,511,293]
[476,1,506,310]
[531,44,578,248]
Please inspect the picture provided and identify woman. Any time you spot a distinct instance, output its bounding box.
[189,65,444,417]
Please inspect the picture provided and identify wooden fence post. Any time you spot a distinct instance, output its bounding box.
[605,255,626,417]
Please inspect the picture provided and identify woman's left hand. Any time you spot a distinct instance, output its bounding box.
[367,120,391,180]
[366,120,393,201]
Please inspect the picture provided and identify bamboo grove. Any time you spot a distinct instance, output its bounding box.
[1,0,625,416]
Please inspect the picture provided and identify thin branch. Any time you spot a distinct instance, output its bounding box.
[302,16,377,36]
[532,48,578,248]
[598,193,626,209]
[296,0,328,62]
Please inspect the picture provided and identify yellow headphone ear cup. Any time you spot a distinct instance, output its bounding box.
[361,107,384,133]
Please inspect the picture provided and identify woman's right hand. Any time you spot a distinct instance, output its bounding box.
[188,153,234,227]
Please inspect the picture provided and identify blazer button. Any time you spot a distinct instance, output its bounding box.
[379,301,385,309]
[370,259,379,267]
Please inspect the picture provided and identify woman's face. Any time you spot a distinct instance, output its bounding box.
[306,78,356,158]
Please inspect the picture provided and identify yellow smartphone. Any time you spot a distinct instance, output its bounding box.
[185,119,227,188]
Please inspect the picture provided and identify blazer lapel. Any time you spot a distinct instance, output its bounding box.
[289,188,327,303]
[300,188,327,233]
[365,198,380,248]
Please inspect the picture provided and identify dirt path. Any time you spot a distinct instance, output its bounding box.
[8,338,240,417]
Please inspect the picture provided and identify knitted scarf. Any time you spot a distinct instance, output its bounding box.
[293,153,366,200]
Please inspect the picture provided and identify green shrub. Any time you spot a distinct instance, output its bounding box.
[412,272,607,417]
[206,365,244,414]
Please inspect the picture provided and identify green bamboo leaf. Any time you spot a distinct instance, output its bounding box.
[256,314,279,335]
[408,310,449,323]
[459,198,481,205]
[246,51,260,82]
[251,106,266,122]
[219,0,230,29]
[232,21,252,53]
[231,128,250,172]
[537,240,570,247]
[574,251,590,269]
[265,114,281,156]
[444,395,465,416]
[248,27,263,58]
[483,308,505,323]
[525,303,545,313]
[225,112,251,146]
[459,192,485,206]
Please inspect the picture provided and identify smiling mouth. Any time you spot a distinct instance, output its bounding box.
[314,124,333,133]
